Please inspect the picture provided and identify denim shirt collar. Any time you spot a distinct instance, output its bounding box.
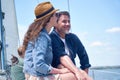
[42,28,48,34]
[41,28,51,42]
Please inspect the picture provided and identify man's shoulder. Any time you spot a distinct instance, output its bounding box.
[50,30,59,40]
[68,33,76,36]
[50,31,56,37]
[66,33,78,39]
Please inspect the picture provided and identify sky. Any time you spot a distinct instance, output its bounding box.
[14,0,120,67]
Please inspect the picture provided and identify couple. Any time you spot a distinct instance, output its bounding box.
[20,1,92,80]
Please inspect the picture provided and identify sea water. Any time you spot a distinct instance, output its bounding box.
[89,67,120,80]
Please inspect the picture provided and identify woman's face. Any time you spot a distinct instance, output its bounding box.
[46,13,57,33]
[49,13,57,27]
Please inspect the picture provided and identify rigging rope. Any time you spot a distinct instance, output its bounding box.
[67,0,70,13]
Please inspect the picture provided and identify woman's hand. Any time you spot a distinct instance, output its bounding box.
[50,67,71,74]
[57,64,71,74]
[59,68,71,74]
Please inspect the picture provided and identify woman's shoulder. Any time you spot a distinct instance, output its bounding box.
[38,29,51,41]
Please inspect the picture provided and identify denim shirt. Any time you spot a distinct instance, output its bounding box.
[50,29,91,70]
[23,28,53,76]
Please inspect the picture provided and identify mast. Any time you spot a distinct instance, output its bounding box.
[0,0,6,71]
[0,0,19,71]
[2,0,19,61]
[0,0,19,79]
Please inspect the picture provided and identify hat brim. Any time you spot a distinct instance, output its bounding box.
[34,9,59,22]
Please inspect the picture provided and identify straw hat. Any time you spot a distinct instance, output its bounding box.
[34,1,58,21]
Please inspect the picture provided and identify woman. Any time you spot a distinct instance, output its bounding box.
[20,1,77,80]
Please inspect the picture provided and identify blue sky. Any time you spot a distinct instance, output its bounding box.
[15,0,120,67]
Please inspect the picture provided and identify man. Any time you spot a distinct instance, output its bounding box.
[50,11,91,74]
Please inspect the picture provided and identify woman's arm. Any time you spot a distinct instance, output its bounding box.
[49,67,70,74]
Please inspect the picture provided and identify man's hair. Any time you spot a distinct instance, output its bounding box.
[56,11,70,22]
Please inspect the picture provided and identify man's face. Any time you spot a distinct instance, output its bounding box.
[56,15,71,34]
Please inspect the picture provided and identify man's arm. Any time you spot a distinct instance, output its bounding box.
[60,55,92,80]
[60,55,84,80]
[72,33,91,72]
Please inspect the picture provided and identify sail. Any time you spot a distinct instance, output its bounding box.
[0,0,19,69]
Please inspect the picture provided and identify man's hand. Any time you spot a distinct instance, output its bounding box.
[75,70,92,80]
